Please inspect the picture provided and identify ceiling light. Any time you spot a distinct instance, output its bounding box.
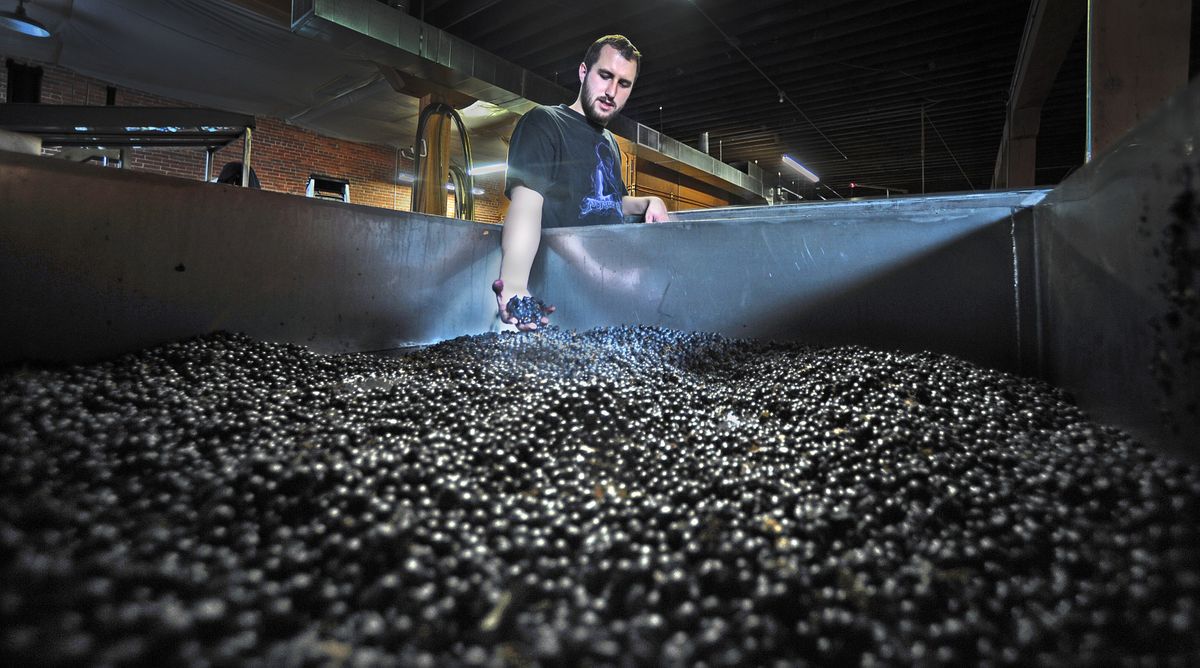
[0,1,51,38]
[444,183,487,196]
[468,162,506,176]
[782,154,819,183]
[458,100,506,120]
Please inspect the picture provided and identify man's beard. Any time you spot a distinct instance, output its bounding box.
[581,79,619,126]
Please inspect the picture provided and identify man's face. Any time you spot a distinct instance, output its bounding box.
[578,45,637,126]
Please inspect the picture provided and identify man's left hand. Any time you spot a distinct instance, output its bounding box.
[644,196,670,223]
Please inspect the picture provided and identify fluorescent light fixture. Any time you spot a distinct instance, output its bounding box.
[459,100,506,120]
[0,1,50,38]
[445,184,486,196]
[781,154,819,183]
[397,173,415,183]
[469,162,507,176]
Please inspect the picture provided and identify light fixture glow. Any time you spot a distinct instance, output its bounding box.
[468,162,506,176]
[445,183,486,196]
[781,154,819,183]
[0,1,50,38]
[458,100,506,120]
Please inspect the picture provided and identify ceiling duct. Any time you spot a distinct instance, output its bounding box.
[290,0,559,115]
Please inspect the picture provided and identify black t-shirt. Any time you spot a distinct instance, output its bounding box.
[504,104,627,228]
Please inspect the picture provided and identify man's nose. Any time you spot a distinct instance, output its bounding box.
[604,79,617,98]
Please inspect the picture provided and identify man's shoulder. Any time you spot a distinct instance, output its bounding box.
[511,105,568,142]
[520,104,568,124]
[523,103,578,129]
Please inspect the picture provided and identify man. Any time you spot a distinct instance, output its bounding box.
[493,34,669,331]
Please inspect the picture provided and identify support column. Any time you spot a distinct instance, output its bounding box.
[992,0,1085,188]
[1002,106,1043,188]
[1087,0,1191,160]
[415,94,453,217]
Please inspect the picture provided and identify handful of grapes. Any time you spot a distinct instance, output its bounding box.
[505,294,548,325]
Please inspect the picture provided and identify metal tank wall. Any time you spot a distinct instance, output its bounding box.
[534,190,1046,377]
[0,150,1041,375]
[0,150,501,362]
[1033,78,1200,463]
[2,77,1198,461]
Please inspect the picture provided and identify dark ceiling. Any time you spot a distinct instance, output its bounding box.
[411,0,1197,199]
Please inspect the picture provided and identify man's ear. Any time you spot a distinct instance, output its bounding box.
[578,61,587,83]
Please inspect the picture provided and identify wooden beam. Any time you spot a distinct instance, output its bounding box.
[223,0,291,25]
[1087,0,1192,160]
[993,0,1085,188]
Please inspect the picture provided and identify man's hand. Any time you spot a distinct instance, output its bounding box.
[493,279,555,331]
[643,196,670,223]
[622,195,670,223]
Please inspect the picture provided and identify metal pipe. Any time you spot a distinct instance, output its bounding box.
[241,127,253,188]
[921,105,925,193]
[1084,0,1094,162]
[411,103,474,220]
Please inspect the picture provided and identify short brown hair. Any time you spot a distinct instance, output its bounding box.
[583,35,641,78]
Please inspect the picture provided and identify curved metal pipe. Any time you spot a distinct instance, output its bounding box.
[411,102,474,220]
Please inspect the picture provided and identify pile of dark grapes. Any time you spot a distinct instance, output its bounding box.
[1,326,1198,666]
[505,295,548,325]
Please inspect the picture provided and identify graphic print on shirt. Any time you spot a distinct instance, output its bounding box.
[579,141,622,218]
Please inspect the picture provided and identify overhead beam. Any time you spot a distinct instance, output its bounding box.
[224,0,292,24]
[992,0,1085,189]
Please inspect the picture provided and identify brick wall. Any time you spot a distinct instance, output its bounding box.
[1,57,508,223]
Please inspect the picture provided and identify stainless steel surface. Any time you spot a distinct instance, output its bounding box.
[1036,76,1200,462]
[2,149,1040,374]
[535,190,1047,376]
[0,150,501,364]
[0,105,255,148]
[4,71,1199,461]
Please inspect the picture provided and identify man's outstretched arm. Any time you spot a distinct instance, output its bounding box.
[495,185,553,330]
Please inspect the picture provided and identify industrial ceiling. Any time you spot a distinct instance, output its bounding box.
[2,0,1197,199]
[387,0,1200,197]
